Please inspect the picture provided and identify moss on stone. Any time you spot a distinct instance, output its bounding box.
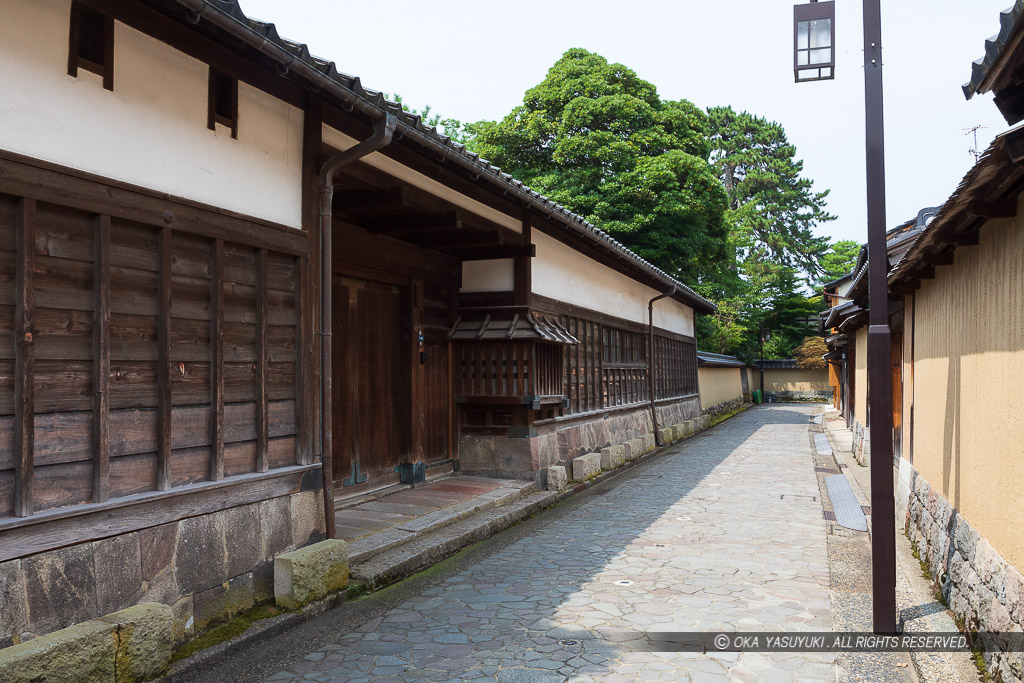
[169,603,281,664]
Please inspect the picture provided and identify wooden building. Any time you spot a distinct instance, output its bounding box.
[821,6,1024,676]
[0,0,711,646]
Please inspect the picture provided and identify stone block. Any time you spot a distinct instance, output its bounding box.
[258,495,293,560]
[545,465,568,492]
[220,504,264,578]
[93,533,142,616]
[683,419,696,436]
[0,619,115,683]
[23,543,97,634]
[175,514,227,595]
[140,523,177,583]
[290,491,326,547]
[626,438,644,460]
[169,596,194,646]
[599,445,626,470]
[0,560,27,648]
[571,452,601,482]
[643,433,655,453]
[953,515,980,564]
[658,427,674,445]
[99,603,173,683]
[274,539,349,610]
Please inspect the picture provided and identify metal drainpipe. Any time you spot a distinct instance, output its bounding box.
[317,114,397,539]
[647,286,676,447]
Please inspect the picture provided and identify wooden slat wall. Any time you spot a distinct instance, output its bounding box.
[0,190,304,520]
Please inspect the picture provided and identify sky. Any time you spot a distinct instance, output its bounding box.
[240,0,1010,246]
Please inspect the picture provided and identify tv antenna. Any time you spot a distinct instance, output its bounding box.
[963,124,991,164]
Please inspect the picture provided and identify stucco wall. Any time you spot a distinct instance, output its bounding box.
[698,367,744,410]
[910,213,1024,571]
[855,326,868,426]
[762,368,830,393]
[0,0,303,228]
[531,231,695,336]
[461,259,514,293]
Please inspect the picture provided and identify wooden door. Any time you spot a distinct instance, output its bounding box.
[422,341,451,467]
[332,276,408,486]
[891,330,903,463]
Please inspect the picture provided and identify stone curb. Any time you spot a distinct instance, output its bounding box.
[350,490,558,589]
[346,482,535,565]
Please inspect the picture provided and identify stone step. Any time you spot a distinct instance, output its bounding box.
[350,490,558,590]
[346,480,537,566]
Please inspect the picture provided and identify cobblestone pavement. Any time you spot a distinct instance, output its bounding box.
[265,405,834,682]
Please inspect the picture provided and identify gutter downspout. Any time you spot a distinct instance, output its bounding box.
[648,286,676,447]
[317,114,396,539]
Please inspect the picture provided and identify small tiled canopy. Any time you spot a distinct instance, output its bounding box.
[448,313,579,344]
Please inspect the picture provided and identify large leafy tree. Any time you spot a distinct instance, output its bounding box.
[467,49,728,281]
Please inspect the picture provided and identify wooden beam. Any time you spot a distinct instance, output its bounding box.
[210,238,225,480]
[910,265,935,281]
[14,198,35,518]
[333,188,410,215]
[256,248,269,473]
[924,248,956,266]
[156,227,172,491]
[363,211,464,234]
[299,93,321,467]
[92,214,111,503]
[970,197,1018,219]
[514,211,533,307]
[439,244,536,261]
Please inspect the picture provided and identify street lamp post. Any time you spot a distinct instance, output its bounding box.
[794,0,897,634]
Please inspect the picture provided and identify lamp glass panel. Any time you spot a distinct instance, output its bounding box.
[796,68,818,80]
[821,67,832,77]
[797,51,809,66]
[809,47,831,64]
[797,21,809,49]
[809,18,831,47]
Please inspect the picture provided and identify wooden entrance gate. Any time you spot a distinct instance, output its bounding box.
[331,275,451,490]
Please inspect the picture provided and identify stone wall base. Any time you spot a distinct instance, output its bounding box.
[0,488,326,650]
[906,469,1024,681]
[852,420,870,466]
[766,390,832,401]
[702,397,743,421]
[459,397,701,487]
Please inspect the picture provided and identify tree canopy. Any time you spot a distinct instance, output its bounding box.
[467,49,728,282]
[819,239,861,283]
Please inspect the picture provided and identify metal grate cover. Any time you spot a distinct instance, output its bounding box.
[813,433,833,455]
[825,474,868,532]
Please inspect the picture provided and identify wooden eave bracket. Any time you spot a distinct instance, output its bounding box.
[970,197,1018,219]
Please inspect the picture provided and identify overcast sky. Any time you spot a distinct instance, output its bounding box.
[240,0,1010,245]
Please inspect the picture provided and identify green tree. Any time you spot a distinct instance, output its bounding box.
[467,49,728,281]
[707,106,835,288]
[819,239,861,283]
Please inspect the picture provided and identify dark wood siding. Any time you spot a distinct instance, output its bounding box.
[0,161,307,521]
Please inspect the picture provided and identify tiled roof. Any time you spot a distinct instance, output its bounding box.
[964,1,1024,101]
[696,352,746,368]
[167,0,716,314]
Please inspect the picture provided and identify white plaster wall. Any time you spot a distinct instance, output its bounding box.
[322,125,521,234]
[532,231,694,335]
[461,259,514,293]
[0,0,303,228]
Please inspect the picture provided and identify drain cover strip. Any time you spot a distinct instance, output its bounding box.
[813,433,833,456]
[825,474,868,532]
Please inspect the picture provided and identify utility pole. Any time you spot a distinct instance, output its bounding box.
[863,0,897,635]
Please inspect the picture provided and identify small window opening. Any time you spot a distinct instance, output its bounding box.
[208,69,239,139]
[68,1,114,90]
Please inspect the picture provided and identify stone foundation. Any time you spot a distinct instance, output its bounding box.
[0,488,325,650]
[702,397,743,421]
[765,390,832,401]
[906,469,1024,681]
[459,397,701,487]
[851,420,870,466]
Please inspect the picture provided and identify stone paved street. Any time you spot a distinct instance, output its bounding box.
[261,405,835,682]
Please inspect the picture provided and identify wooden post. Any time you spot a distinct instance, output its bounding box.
[210,238,225,481]
[256,247,269,473]
[294,255,307,464]
[92,214,111,503]
[156,226,172,491]
[514,211,532,307]
[14,198,35,517]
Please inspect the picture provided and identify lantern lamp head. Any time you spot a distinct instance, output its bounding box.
[794,0,835,82]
